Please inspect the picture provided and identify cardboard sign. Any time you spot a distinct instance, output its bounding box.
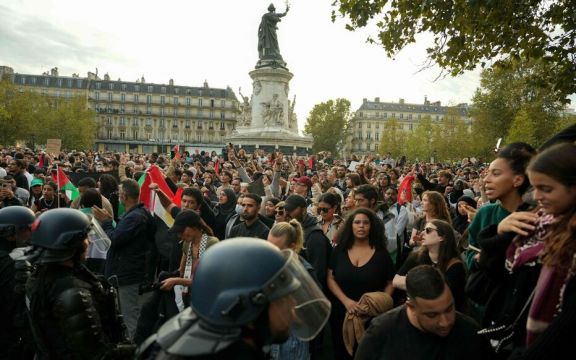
[46,139,62,154]
[348,161,360,171]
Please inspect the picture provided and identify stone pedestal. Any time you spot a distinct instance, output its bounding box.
[229,66,313,155]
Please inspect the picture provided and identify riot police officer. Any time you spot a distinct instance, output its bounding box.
[137,238,332,359]
[0,206,35,359]
[25,208,134,359]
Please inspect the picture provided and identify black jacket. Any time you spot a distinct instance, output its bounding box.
[300,215,332,291]
[103,203,156,286]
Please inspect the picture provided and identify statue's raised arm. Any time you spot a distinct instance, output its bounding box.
[257,3,289,65]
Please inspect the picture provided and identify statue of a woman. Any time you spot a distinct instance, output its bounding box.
[257,3,289,61]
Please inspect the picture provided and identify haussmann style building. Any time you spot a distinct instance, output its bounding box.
[3,66,240,154]
[347,96,471,154]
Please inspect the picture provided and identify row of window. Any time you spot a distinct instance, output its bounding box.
[95,105,229,119]
[93,92,228,107]
[101,117,227,130]
[357,115,443,128]
[95,82,213,96]
[20,77,84,88]
[102,128,223,144]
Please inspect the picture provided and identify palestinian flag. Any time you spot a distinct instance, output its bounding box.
[139,165,176,227]
[51,166,80,201]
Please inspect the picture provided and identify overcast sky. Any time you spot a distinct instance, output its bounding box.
[0,0,531,133]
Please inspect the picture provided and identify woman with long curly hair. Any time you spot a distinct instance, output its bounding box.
[327,208,395,359]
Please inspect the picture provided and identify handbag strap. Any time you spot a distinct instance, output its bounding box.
[511,287,536,328]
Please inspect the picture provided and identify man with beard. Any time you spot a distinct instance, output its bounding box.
[228,193,269,240]
[355,265,493,360]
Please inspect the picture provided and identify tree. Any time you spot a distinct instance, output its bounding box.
[331,0,575,103]
[405,115,435,161]
[507,108,536,145]
[0,80,49,146]
[304,98,352,156]
[377,118,406,157]
[42,97,96,150]
[0,80,96,149]
[434,107,472,160]
[471,59,565,154]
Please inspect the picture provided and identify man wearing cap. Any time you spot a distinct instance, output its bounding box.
[228,193,270,240]
[27,178,44,207]
[284,194,332,290]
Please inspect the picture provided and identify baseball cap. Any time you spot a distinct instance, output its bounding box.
[169,209,202,234]
[283,194,307,212]
[31,178,44,187]
[294,176,312,189]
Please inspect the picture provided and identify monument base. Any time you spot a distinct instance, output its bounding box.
[228,127,313,156]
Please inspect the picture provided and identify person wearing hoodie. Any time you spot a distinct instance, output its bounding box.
[284,194,332,291]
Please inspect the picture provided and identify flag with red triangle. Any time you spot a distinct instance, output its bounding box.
[51,166,79,201]
[139,165,177,227]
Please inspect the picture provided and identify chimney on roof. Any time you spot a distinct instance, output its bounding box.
[363,98,367,103]
[203,80,209,88]
[424,95,429,105]
[169,79,174,86]
[399,98,405,104]
[375,97,380,103]
[104,73,110,81]
[87,72,97,80]
[141,75,145,83]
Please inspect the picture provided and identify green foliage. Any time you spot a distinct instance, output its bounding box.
[0,80,96,149]
[404,115,435,161]
[555,115,576,133]
[332,0,575,103]
[304,98,352,156]
[507,109,536,145]
[377,118,406,157]
[471,59,565,155]
[434,108,472,161]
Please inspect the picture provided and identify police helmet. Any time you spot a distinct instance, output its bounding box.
[0,206,35,238]
[190,238,330,341]
[30,208,92,263]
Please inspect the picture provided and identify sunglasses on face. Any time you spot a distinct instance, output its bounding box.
[275,209,285,215]
[317,207,331,213]
[424,227,438,234]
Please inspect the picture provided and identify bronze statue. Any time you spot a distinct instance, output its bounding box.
[257,3,289,62]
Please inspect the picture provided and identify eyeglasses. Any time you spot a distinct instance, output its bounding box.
[424,227,438,234]
[317,207,331,213]
[275,210,285,215]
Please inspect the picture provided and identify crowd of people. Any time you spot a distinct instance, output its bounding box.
[0,123,575,359]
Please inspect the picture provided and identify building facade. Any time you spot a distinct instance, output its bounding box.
[5,66,239,153]
[348,97,471,154]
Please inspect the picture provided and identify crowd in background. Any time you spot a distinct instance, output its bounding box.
[1,122,575,359]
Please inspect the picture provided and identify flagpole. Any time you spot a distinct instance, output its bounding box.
[56,165,61,208]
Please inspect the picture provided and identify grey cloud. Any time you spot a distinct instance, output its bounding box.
[0,5,127,74]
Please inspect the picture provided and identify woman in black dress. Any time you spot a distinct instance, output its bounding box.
[327,208,395,360]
